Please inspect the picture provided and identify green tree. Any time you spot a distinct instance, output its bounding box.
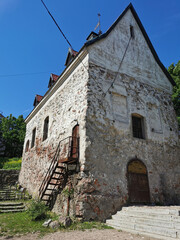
[0,114,26,157]
[168,61,180,128]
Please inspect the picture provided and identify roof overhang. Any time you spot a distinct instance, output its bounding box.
[25,49,88,124]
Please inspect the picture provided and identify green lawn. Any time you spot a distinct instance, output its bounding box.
[0,211,112,238]
[0,157,22,170]
[0,211,57,237]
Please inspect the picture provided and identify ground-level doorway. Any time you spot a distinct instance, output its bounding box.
[127,159,150,204]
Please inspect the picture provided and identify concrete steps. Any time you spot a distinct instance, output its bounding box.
[106,206,180,240]
[0,202,25,213]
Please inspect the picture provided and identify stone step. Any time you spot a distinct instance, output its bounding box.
[0,207,25,212]
[0,209,25,213]
[0,202,24,207]
[115,211,175,222]
[111,215,180,230]
[121,206,180,216]
[106,219,179,239]
[106,223,179,240]
[0,202,25,213]
[0,192,16,194]
[106,206,180,240]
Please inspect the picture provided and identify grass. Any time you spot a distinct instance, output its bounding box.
[0,211,112,238]
[69,221,113,231]
[0,157,22,170]
[0,211,58,237]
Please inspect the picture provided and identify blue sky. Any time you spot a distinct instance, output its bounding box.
[0,0,179,118]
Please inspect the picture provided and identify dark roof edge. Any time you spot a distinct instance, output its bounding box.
[85,3,176,86]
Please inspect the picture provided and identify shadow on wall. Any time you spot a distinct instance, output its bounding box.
[160,173,180,205]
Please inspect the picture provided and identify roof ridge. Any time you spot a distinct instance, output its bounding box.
[85,3,175,86]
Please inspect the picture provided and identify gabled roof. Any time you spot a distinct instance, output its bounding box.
[33,94,43,107]
[26,3,175,122]
[48,73,59,88]
[65,48,78,67]
[84,3,175,86]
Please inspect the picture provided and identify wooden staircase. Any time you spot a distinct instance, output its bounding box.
[39,136,79,208]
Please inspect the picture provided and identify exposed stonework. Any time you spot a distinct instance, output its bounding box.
[19,4,180,222]
[0,170,19,186]
[19,56,89,196]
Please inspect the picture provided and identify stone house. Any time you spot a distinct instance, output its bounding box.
[19,4,180,221]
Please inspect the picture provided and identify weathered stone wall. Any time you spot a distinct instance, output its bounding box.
[19,55,89,196]
[0,170,19,186]
[76,9,180,221]
[19,8,180,222]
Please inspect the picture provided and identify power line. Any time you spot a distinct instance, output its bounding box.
[40,1,106,95]
[0,71,52,78]
[40,0,72,49]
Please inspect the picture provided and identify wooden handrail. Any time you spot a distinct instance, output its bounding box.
[39,136,79,199]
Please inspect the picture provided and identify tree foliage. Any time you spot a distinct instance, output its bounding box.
[168,61,180,128]
[0,114,26,157]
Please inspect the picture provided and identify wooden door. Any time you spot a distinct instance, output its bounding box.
[128,160,150,203]
[71,125,79,159]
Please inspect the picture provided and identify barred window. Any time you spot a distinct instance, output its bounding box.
[43,116,49,141]
[132,115,145,139]
[31,128,36,148]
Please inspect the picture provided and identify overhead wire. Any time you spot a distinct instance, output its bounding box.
[40,0,72,49]
[0,71,52,78]
[40,1,132,99]
[40,0,106,95]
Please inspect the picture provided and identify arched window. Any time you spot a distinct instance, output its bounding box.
[25,140,29,152]
[31,128,36,148]
[132,114,145,139]
[43,116,49,141]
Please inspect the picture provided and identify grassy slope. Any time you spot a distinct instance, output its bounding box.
[0,211,112,237]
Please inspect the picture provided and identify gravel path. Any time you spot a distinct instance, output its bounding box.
[0,229,157,240]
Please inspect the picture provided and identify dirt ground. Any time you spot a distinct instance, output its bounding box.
[0,229,158,240]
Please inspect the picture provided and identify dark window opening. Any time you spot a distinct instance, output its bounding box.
[31,128,36,148]
[43,117,49,141]
[132,115,145,139]
[25,140,29,152]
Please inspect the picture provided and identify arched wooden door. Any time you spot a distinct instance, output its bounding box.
[71,125,79,159]
[127,160,150,203]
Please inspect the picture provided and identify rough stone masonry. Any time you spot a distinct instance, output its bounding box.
[19,4,180,221]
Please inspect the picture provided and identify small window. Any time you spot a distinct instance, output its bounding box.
[25,140,29,152]
[43,116,49,141]
[132,115,145,139]
[31,128,36,148]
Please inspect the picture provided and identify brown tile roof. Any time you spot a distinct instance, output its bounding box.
[33,94,43,107]
[71,49,78,57]
[51,73,59,82]
[48,73,59,88]
[65,48,78,66]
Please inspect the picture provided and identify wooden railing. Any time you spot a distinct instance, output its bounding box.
[39,136,79,200]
